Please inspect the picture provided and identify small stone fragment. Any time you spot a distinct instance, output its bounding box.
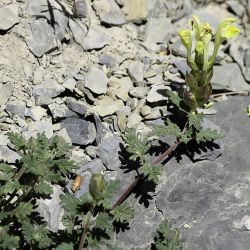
[128,61,144,82]
[60,118,96,145]
[140,105,151,117]
[99,54,118,69]
[48,103,76,120]
[33,67,44,85]
[93,0,125,25]
[117,110,127,132]
[129,87,149,99]
[115,77,133,101]
[0,4,19,30]
[85,67,109,94]
[65,98,88,115]
[127,112,142,128]
[0,84,14,105]
[25,106,47,121]
[63,78,76,91]
[147,84,170,103]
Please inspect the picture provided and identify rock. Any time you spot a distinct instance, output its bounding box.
[128,61,144,83]
[129,86,149,98]
[83,25,110,50]
[122,0,148,23]
[63,78,76,91]
[0,84,14,105]
[5,102,26,119]
[227,0,245,17]
[144,106,169,120]
[33,67,44,85]
[170,37,186,58]
[0,4,19,30]
[0,146,21,163]
[140,105,151,117]
[26,19,57,57]
[25,106,47,121]
[76,158,105,174]
[115,77,133,101]
[144,16,172,44]
[48,103,76,120]
[55,128,72,144]
[65,98,88,115]
[85,67,109,94]
[69,19,88,47]
[60,117,96,145]
[172,58,190,76]
[87,96,124,117]
[117,110,127,132]
[99,54,118,69]
[36,185,64,232]
[73,0,88,18]
[27,0,69,40]
[23,65,33,82]
[127,112,142,128]
[146,84,170,103]
[71,149,91,166]
[33,79,65,101]
[93,0,126,25]
[25,118,54,139]
[98,133,123,170]
[211,63,250,91]
[85,145,98,158]
[126,97,138,111]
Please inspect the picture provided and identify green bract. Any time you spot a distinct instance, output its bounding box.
[179,16,240,110]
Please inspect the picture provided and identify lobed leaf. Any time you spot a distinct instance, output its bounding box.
[141,161,162,184]
[196,128,224,143]
[111,203,134,224]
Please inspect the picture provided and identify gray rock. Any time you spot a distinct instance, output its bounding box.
[25,106,47,121]
[146,84,170,103]
[5,102,26,119]
[26,19,57,57]
[48,103,76,120]
[0,146,21,163]
[36,185,64,232]
[144,16,172,44]
[99,54,118,69]
[69,19,88,47]
[129,86,149,98]
[71,149,91,166]
[85,145,98,158]
[122,0,148,23]
[170,37,186,58]
[127,112,142,128]
[128,61,144,83]
[172,58,189,76]
[87,96,124,117]
[27,0,69,40]
[35,96,53,106]
[73,0,88,18]
[85,67,109,94]
[93,0,126,25]
[63,78,76,91]
[65,97,88,115]
[55,128,72,144]
[227,0,245,17]
[33,67,44,85]
[140,105,151,117]
[211,63,250,91]
[76,158,105,174]
[98,133,123,170]
[60,117,96,145]
[0,84,14,105]
[33,79,65,100]
[117,110,127,132]
[0,4,19,30]
[114,77,133,101]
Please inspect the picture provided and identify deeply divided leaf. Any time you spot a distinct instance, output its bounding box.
[141,161,162,183]
[111,203,134,224]
[196,128,224,143]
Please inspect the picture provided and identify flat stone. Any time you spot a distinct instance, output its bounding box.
[71,149,91,166]
[33,79,65,99]
[0,146,21,163]
[73,0,88,18]
[65,97,88,115]
[128,61,144,82]
[25,106,47,121]
[0,84,14,105]
[115,77,133,101]
[33,67,44,85]
[0,4,19,30]
[87,96,124,117]
[85,67,109,94]
[122,0,148,23]
[127,112,142,128]
[99,54,118,69]
[98,133,123,170]
[79,25,110,51]
[27,0,69,40]
[69,19,88,48]
[60,117,96,145]
[48,103,76,120]
[76,158,105,174]
[129,87,149,98]
[26,19,57,57]
[63,78,76,91]
[93,0,126,25]
[55,128,72,144]
[117,110,127,132]
[146,84,170,103]
[144,16,172,44]
[140,105,151,117]
[36,185,64,232]
[85,145,98,158]
[211,63,250,91]
[227,0,245,17]
[172,58,190,76]
[5,102,26,119]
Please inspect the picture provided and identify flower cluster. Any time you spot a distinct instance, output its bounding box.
[179,16,240,110]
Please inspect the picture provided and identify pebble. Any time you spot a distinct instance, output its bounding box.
[140,105,151,117]
[0,84,14,105]
[128,61,144,83]
[33,67,44,85]
[48,103,76,120]
[0,4,19,30]
[129,87,149,99]
[63,78,76,91]
[127,112,142,128]
[146,84,171,103]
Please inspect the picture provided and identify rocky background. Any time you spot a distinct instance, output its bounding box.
[0,0,250,249]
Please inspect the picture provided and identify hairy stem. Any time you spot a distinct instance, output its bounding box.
[78,210,92,250]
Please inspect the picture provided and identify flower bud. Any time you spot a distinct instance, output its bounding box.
[183,90,197,110]
[89,174,105,200]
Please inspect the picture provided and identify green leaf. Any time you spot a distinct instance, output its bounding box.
[141,161,162,183]
[0,163,14,181]
[153,118,181,138]
[166,91,182,109]
[7,132,28,152]
[95,212,113,235]
[33,181,53,195]
[0,180,26,195]
[15,202,33,222]
[178,29,192,51]
[0,226,20,249]
[196,128,224,143]
[111,203,134,224]
[56,243,74,250]
[188,112,204,130]
[60,193,82,215]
